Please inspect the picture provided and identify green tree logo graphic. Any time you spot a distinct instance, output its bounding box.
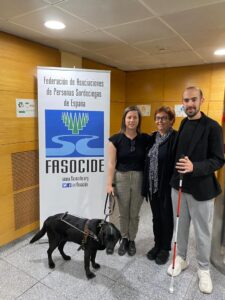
[61,112,89,134]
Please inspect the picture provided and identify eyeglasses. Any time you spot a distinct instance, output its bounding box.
[155,116,168,122]
[130,140,135,152]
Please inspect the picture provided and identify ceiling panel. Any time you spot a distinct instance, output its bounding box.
[105,17,176,44]
[194,47,225,63]
[162,2,225,35]
[95,44,146,60]
[154,50,204,67]
[64,30,125,50]
[44,38,119,67]
[0,0,47,19]
[41,38,87,54]
[115,57,164,70]
[142,0,225,16]
[10,6,95,38]
[135,36,190,54]
[115,54,161,66]
[1,0,225,70]
[43,0,66,4]
[57,0,153,28]
[183,28,225,49]
[0,21,48,42]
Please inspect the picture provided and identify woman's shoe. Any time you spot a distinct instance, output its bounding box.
[118,238,129,256]
[155,250,169,265]
[146,246,160,260]
[128,241,136,256]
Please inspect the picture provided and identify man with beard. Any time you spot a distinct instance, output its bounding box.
[167,86,224,294]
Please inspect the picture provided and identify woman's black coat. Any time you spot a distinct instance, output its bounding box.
[142,130,177,203]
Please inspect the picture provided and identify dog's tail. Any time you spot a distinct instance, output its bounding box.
[30,222,47,244]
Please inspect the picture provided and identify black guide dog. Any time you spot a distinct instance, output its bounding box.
[30,213,121,279]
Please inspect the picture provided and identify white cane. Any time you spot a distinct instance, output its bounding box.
[169,173,183,294]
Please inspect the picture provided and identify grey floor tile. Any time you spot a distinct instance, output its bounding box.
[0,200,225,300]
[210,264,225,290]
[0,233,34,258]
[102,282,150,300]
[17,282,68,300]
[3,242,62,280]
[4,238,84,281]
[0,259,37,300]
[41,258,115,300]
[117,256,194,299]
[184,268,225,300]
[95,248,133,280]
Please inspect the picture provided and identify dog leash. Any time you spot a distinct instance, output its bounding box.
[60,212,99,243]
[104,193,115,221]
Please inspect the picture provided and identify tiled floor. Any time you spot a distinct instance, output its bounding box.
[1,201,225,300]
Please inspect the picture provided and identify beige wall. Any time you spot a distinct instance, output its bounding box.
[126,64,225,133]
[83,58,126,134]
[61,51,82,68]
[0,32,60,246]
[0,32,224,246]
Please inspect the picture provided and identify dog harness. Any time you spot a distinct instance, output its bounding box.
[78,219,91,251]
[60,212,100,251]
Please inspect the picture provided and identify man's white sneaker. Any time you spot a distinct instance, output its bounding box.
[198,269,213,294]
[167,256,189,276]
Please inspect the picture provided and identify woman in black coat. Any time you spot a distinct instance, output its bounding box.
[142,106,177,264]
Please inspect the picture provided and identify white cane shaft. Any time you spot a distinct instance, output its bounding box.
[174,216,180,244]
[169,276,174,293]
[179,179,183,188]
[169,177,183,294]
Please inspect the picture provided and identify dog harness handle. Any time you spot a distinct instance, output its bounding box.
[104,193,115,221]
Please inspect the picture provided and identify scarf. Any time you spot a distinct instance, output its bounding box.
[148,128,173,196]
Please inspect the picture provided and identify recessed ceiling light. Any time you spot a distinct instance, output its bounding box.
[44,20,65,30]
[214,48,225,56]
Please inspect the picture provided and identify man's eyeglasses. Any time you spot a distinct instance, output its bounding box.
[130,140,135,152]
[155,116,168,122]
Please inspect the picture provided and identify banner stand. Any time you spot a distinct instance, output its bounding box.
[37,67,110,224]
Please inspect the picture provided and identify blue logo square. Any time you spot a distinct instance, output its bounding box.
[45,110,104,157]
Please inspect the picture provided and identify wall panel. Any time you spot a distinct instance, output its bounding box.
[0,32,60,93]
[164,65,211,101]
[0,91,38,145]
[0,32,60,246]
[208,101,224,124]
[1,32,225,247]
[126,69,164,102]
[110,102,126,134]
[126,64,225,133]
[83,58,126,135]
[210,64,225,101]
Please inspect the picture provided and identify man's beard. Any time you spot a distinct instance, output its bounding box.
[184,107,199,118]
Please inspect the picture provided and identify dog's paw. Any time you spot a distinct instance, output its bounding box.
[49,262,55,269]
[63,255,71,261]
[86,272,96,279]
[92,263,100,269]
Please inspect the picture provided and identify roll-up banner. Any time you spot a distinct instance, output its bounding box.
[37,67,110,224]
